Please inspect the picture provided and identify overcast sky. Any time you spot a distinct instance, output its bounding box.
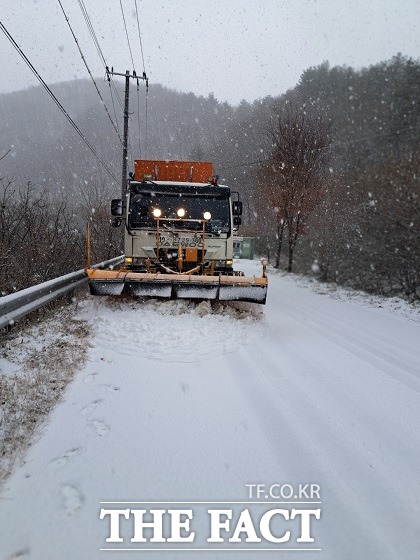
[1,0,420,105]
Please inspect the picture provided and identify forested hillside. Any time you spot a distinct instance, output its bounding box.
[1,54,419,297]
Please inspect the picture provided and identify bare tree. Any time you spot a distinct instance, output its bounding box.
[0,179,81,293]
[258,102,332,271]
[77,179,122,263]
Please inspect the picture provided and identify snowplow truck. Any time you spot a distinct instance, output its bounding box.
[87,160,268,304]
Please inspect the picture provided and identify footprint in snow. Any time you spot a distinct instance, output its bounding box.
[48,448,82,470]
[91,419,110,437]
[100,384,120,393]
[83,372,98,384]
[180,382,189,393]
[7,549,30,560]
[81,399,103,415]
[60,484,84,515]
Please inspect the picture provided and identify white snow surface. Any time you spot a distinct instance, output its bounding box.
[1,260,420,559]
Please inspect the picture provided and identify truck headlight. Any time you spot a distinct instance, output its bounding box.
[153,208,161,218]
[177,208,186,218]
[203,211,211,220]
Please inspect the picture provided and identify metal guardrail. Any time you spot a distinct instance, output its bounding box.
[0,255,124,329]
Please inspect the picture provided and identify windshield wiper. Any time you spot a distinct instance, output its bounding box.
[207,229,221,237]
[162,223,179,234]
[141,179,159,187]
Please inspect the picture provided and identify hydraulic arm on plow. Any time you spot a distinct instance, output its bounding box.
[86,160,268,304]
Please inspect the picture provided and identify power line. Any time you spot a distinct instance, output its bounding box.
[108,76,132,158]
[118,0,140,160]
[75,0,149,160]
[108,81,121,132]
[74,0,128,151]
[0,149,11,163]
[222,160,264,172]
[132,74,150,161]
[73,0,132,123]
[76,0,107,67]
[134,0,149,158]
[56,0,123,146]
[133,0,148,158]
[222,124,420,172]
[0,20,119,183]
[334,124,419,148]
[145,83,149,157]
[134,0,146,74]
[136,80,142,157]
[106,68,147,197]
[109,77,124,111]
[119,0,135,69]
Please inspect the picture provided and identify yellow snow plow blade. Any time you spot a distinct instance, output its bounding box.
[86,269,268,304]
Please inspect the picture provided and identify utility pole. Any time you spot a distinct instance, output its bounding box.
[106,67,148,201]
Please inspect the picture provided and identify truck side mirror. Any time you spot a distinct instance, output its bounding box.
[233,216,242,226]
[111,217,122,227]
[111,199,123,216]
[232,201,243,216]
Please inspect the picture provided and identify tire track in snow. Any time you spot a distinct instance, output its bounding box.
[224,269,420,560]
[244,319,419,491]
[230,342,417,559]
[228,351,378,559]
[278,291,420,394]
[276,296,420,489]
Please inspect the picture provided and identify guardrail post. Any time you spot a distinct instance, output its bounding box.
[66,290,75,304]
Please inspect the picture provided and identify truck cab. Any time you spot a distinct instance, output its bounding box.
[112,161,242,276]
[87,160,267,304]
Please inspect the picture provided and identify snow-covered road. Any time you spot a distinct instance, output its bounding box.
[1,260,420,559]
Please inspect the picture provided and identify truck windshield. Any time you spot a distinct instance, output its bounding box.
[128,194,230,233]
